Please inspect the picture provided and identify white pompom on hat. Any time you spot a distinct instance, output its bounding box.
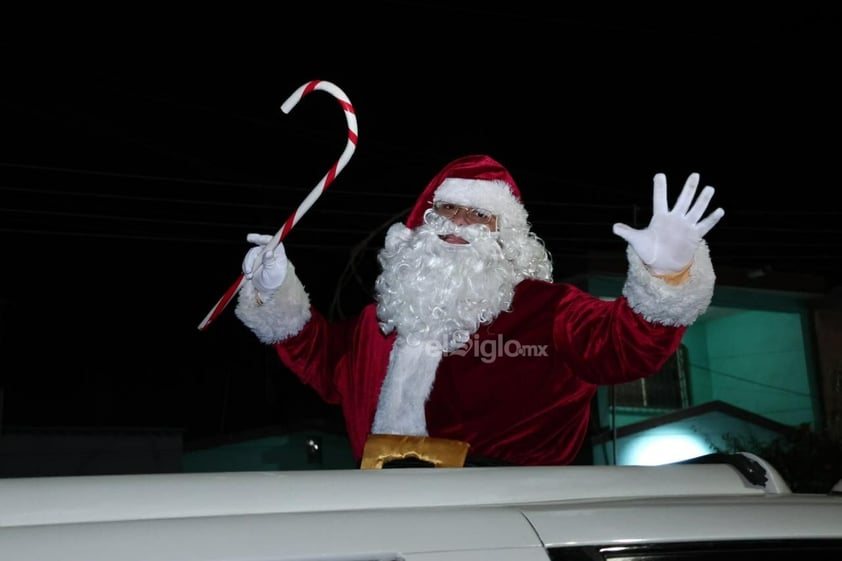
[405,155,528,230]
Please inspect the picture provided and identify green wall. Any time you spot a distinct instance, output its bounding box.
[697,310,813,427]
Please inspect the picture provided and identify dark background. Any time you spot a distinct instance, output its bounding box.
[1,4,840,441]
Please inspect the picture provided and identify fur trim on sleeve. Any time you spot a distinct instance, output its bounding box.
[234,262,312,344]
[622,242,715,327]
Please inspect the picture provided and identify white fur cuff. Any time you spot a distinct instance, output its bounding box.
[622,242,716,327]
[234,262,312,344]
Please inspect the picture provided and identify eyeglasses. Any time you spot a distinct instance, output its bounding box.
[432,202,496,225]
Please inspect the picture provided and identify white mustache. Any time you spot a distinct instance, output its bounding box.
[428,214,496,244]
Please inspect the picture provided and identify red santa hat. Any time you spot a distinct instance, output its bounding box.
[405,155,528,230]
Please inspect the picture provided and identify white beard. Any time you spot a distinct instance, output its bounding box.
[370,213,525,435]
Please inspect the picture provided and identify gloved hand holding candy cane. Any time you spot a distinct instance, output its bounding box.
[242,234,288,298]
[612,172,725,278]
[197,79,357,330]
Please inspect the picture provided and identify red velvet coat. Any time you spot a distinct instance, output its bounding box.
[273,278,685,466]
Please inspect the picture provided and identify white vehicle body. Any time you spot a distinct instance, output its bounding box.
[1,453,841,561]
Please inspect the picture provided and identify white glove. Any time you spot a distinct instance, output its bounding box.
[613,173,724,275]
[242,233,288,295]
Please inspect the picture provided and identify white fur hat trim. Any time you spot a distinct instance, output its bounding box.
[433,178,528,228]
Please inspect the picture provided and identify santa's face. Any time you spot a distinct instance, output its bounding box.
[374,211,518,353]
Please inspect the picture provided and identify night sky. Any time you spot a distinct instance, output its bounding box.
[1,4,840,441]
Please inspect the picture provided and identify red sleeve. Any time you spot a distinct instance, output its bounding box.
[270,307,352,404]
[553,287,686,385]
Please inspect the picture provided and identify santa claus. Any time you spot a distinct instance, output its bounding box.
[235,154,724,466]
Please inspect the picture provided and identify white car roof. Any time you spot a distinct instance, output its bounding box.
[1,454,841,561]
[0,459,788,527]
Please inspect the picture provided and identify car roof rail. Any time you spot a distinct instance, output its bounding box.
[675,451,791,493]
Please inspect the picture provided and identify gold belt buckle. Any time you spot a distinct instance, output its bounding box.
[360,434,471,469]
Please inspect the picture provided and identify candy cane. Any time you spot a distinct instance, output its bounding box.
[197,80,358,331]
